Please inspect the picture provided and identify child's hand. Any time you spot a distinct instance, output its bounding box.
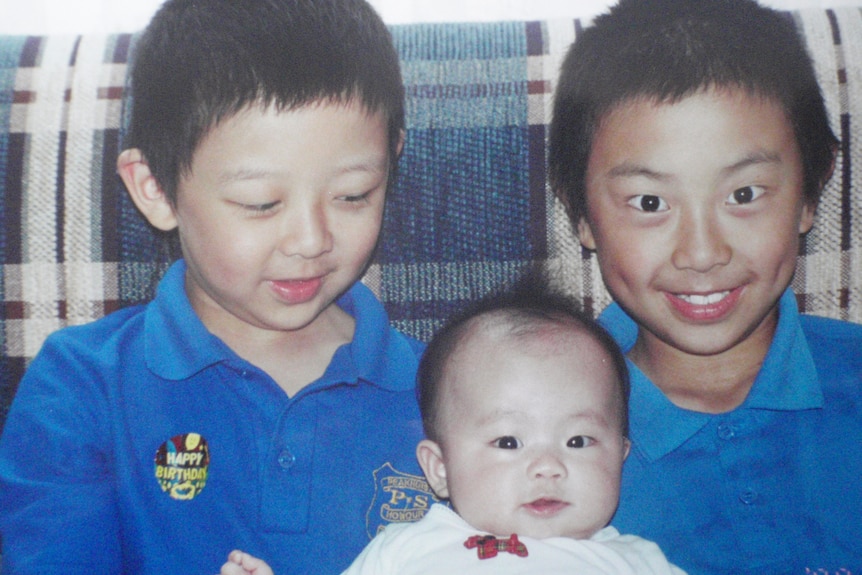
[219,550,275,575]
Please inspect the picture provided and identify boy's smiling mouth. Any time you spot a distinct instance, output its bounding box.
[665,286,744,321]
[674,290,731,305]
[269,277,323,304]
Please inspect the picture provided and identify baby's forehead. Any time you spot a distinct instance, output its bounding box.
[437,313,619,395]
[440,313,623,403]
[459,310,596,355]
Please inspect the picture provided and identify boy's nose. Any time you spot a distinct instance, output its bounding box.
[671,210,732,272]
[279,203,333,259]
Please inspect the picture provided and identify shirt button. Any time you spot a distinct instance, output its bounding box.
[277,448,296,469]
[717,423,736,440]
[739,489,759,505]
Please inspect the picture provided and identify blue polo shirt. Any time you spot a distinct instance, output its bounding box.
[0,260,434,575]
[601,289,862,575]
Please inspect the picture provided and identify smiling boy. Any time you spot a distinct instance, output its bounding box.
[582,90,810,412]
[0,1,434,573]
[120,102,390,396]
[549,0,862,573]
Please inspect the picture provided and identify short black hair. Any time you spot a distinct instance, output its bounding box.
[124,0,405,204]
[549,0,837,226]
[417,275,630,443]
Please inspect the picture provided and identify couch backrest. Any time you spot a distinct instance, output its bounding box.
[1,8,861,428]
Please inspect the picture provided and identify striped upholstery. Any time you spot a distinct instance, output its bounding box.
[1,8,861,428]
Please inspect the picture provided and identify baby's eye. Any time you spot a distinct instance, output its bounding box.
[493,436,522,449]
[627,195,668,212]
[727,186,765,205]
[567,436,594,448]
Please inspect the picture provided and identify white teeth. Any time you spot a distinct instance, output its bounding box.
[677,291,730,305]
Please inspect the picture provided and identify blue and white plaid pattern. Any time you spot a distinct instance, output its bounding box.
[1,9,861,428]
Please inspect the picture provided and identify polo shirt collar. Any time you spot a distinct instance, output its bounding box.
[316,280,419,392]
[599,288,823,462]
[144,260,418,391]
[144,260,236,380]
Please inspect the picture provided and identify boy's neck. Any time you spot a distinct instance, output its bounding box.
[215,305,355,398]
[627,314,777,414]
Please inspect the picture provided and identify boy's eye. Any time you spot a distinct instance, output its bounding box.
[727,185,765,205]
[240,201,279,214]
[567,436,594,448]
[493,436,522,449]
[627,194,669,212]
[338,191,371,204]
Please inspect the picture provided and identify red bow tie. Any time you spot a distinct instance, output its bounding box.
[464,534,529,559]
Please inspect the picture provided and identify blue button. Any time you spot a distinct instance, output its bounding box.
[717,423,736,440]
[739,489,758,505]
[277,448,296,469]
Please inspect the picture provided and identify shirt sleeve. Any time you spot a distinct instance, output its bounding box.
[0,333,123,574]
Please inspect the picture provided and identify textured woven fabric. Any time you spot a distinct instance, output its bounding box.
[1,9,860,429]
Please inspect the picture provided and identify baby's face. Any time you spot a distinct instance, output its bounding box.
[421,323,629,540]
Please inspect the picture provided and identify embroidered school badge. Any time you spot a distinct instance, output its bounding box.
[154,433,210,501]
[366,462,437,537]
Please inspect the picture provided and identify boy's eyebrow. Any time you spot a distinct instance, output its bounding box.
[216,159,389,185]
[216,168,273,184]
[605,150,784,181]
[606,163,670,181]
[721,150,783,176]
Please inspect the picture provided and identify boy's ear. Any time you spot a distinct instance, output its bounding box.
[117,149,178,232]
[623,438,632,460]
[416,439,449,500]
[396,129,405,158]
[799,201,816,235]
[799,145,836,235]
[577,217,597,250]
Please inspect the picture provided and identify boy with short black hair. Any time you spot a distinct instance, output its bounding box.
[0,1,434,573]
[549,0,862,573]
[222,282,685,575]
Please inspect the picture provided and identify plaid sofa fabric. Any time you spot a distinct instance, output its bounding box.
[1,9,861,429]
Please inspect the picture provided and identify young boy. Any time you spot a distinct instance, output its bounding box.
[221,284,685,574]
[549,0,862,573]
[0,1,435,573]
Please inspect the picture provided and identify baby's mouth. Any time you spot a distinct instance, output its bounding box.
[524,498,569,515]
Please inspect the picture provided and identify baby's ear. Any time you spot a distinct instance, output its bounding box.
[416,439,449,500]
[117,149,178,232]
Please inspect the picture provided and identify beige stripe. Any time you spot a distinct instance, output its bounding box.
[65,35,110,324]
[18,37,78,355]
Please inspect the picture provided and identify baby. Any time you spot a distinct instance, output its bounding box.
[222,283,685,574]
